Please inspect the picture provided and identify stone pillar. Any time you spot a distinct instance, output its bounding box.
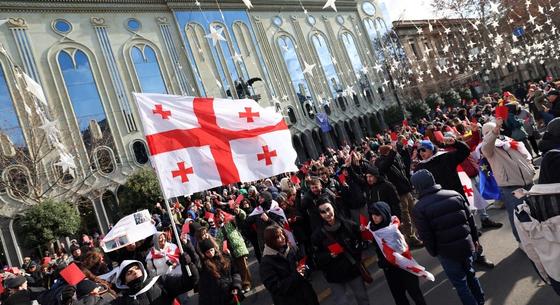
[0,217,21,266]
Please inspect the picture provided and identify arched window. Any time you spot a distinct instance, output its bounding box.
[341,32,365,78]
[95,147,115,174]
[287,107,297,124]
[58,49,112,150]
[311,34,342,103]
[0,65,25,149]
[5,166,30,198]
[364,18,385,63]
[132,140,149,164]
[77,197,98,234]
[102,191,120,225]
[277,36,315,116]
[131,45,167,94]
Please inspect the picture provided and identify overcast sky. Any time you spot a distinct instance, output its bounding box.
[381,0,436,22]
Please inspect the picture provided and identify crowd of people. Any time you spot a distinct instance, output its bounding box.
[1,78,560,305]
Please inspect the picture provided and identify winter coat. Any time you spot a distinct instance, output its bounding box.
[4,288,45,305]
[198,255,242,305]
[311,218,362,283]
[259,245,319,305]
[145,242,181,277]
[375,150,412,195]
[412,185,479,261]
[74,294,113,305]
[246,202,285,254]
[515,203,560,283]
[415,140,470,198]
[215,222,249,259]
[300,188,338,230]
[481,131,535,187]
[538,132,560,154]
[539,150,560,184]
[110,259,198,305]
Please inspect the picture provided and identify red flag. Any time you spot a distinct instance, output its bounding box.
[390,132,398,141]
[290,174,300,185]
[402,119,408,127]
[359,214,368,226]
[327,243,344,255]
[234,194,244,205]
[361,230,374,240]
[495,106,509,120]
[204,211,214,220]
[338,173,346,185]
[298,256,308,269]
[60,263,86,286]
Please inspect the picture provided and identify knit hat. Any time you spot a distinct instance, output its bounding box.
[411,169,436,193]
[419,140,435,152]
[76,279,101,298]
[547,117,560,137]
[4,275,26,289]
[367,201,391,230]
[259,191,273,203]
[199,239,215,254]
[364,165,379,177]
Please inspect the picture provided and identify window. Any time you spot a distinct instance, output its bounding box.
[58,49,112,150]
[95,147,115,174]
[126,18,141,32]
[287,107,297,124]
[364,18,385,62]
[341,32,365,78]
[410,41,420,59]
[131,45,167,94]
[311,34,342,103]
[132,140,149,164]
[53,19,72,34]
[0,65,25,148]
[277,36,315,116]
[6,166,30,198]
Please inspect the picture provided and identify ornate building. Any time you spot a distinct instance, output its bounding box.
[0,0,397,264]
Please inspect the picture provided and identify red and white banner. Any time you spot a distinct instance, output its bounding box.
[457,165,475,210]
[370,217,435,281]
[133,93,298,199]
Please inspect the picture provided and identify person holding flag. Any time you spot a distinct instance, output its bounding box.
[367,201,429,305]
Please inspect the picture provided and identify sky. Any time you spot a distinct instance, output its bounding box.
[381,0,437,22]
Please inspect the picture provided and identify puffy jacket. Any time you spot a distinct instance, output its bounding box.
[415,140,470,199]
[259,245,319,305]
[375,150,412,195]
[215,222,249,259]
[412,184,478,260]
[311,218,362,283]
[481,131,535,187]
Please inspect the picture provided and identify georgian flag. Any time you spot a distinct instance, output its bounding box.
[133,93,298,199]
[370,217,435,281]
[457,165,476,210]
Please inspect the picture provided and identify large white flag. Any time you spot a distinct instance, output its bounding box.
[133,93,298,199]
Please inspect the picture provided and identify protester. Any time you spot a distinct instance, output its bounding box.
[411,170,485,305]
[259,225,319,305]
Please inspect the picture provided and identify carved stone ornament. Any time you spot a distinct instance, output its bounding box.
[156,17,168,24]
[7,18,27,28]
[289,16,298,22]
[321,15,328,21]
[90,17,106,26]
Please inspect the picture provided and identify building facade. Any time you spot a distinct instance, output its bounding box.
[0,0,397,264]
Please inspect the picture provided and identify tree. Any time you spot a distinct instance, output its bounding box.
[425,93,444,110]
[405,100,430,123]
[431,0,491,21]
[384,105,406,128]
[441,89,462,107]
[16,200,81,248]
[118,169,162,215]
[459,87,473,101]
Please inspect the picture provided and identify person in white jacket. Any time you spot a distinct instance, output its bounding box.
[481,118,536,242]
[145,232,181,276]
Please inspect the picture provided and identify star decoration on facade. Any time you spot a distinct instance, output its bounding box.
[195,0,201,6]
[417,76,423,83]
[528,14,536,25]
[442,44,450,54]
[232,52,243,63]
[489,1,501,14]
[40,119,59,141]
[538,5,544,14]
[373,63,383,73]
[331,56,338,65]
[416,27,423,35]
[443,27,451,35]
[302,61,316,77]
[242,0,253,9]
[428,21,433,32]
[323,0,337,12]
[361,66,369,75]
[491,20,499,28]
[382,79,390,87]
[205,26,227,46]
[495,34,504,45]
[534,24,543,32]
[55,152,77,178]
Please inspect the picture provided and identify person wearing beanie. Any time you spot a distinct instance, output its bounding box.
[367,201,427,305]
[538,117,560,154]
[112,249,198,305]
[480,118,535,243]
[198,235,243,305]
[375,144,423,248]
[259,225,319,305]
[546,90,560,120]
[411,170,485,305]
[3,275,45,305]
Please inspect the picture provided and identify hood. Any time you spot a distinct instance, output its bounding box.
[368,201,391,230]
[418,150,446,163]
[262,244,289,258]
[152,232,164,251]
[115,260,148,290]
[364,165,380,177]
[411,169,436,193]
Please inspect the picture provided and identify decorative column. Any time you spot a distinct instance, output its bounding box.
[91,17,137,132]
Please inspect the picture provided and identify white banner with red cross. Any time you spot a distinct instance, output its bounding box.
[133,93,298,199]
[457,165,476,210]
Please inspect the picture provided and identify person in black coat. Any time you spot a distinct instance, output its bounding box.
[368,201,427,305]
[311,198,371,305]
[3,275,46,305]
[197,239,243,305]
[246,191,285,257]
[300,178,338,230]
[259,225,319,305]
[110,251,198,305]
[411,170,485,305]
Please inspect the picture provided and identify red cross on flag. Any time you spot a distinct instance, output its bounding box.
[457,165,475,210]
[133,93,298,199]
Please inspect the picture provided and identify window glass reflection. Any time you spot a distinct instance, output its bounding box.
[341,32,364,77]
[364,18,385,62]
[278,36,314,108]
[311,34,342,99]
[0,66,25,148]
[131,45,167,94]
[58,50,112,150]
